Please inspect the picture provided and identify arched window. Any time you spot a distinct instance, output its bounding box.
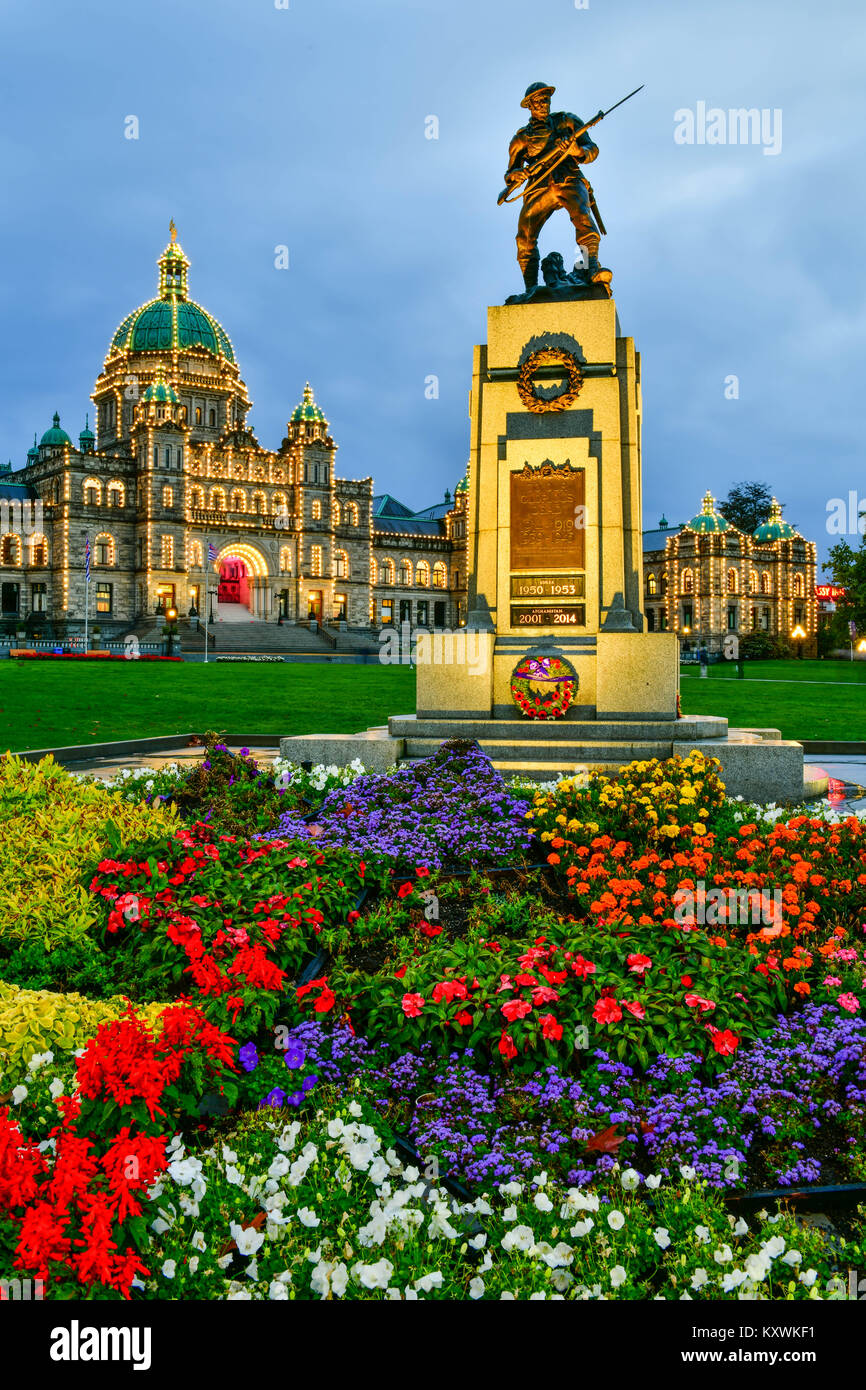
[195,407,202,425]
[646,572,657,596]
[29,535,47,566]
[272,491,288,516]
[107,480,125,507]
[433,562,447,589]
[190,486,205,510]
[83,478,102,506]
[279,546,292,574]
[760,571,771,595]
[400,559,413,586]
[188,540,203,569]
[1,534,22,565]
[682,568,694,594]
[164,446,172,467]
[177,446,183,468]
[94,532,116,566]
[750,568,758,593]
[251,490,267,514]
[660,573,667,594]
[793,573,804,598]
[727,568,738,594]
[208,409,216,427]
[333,499,342,526]
[209,487,226,511]
[415,561,430,587]
[230,489,247,513]
[334,550,349,579]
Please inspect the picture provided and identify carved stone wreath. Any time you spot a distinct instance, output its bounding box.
[516,348,585,414]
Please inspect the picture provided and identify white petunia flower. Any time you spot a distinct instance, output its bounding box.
[610,1265,627,1288]
[230,1222,265,1257]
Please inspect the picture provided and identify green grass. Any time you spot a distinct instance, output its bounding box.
[680,659,866,740]
[0,662,416,752]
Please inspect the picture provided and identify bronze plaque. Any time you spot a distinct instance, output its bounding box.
[511,604,586,628]
[510,574,585,600]
[510,462,586,571]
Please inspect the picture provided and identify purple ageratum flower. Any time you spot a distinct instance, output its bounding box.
[284,1044,306,1070]
[261,1087,287,1108]
[238,1042,259,1073]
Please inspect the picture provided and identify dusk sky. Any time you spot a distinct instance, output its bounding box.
[1,0,863,563]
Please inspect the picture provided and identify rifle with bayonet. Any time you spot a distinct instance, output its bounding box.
[497,83,644,206]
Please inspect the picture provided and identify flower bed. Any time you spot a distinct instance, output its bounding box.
[1,745,865,1301]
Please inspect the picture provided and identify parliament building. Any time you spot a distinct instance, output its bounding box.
[0,230,469,640]
[0,231,816,658]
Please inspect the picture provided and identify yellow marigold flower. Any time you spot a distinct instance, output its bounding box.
[692,823,706,836]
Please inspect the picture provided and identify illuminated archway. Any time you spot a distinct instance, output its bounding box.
[213,541,269,578]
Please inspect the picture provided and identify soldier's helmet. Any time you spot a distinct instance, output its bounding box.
[521,82,556,109]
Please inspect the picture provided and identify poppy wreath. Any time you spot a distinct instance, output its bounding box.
[511,654,577,720]
[516,348,584,414]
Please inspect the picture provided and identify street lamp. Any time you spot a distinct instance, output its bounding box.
[791,623,806,660]
[165,606,178,656]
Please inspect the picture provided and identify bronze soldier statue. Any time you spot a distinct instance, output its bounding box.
[503,82,612,294]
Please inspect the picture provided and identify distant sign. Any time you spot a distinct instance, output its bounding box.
[815,584,846,601]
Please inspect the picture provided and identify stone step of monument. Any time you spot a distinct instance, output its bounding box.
[403,737,678,763]
[389,713,728,743]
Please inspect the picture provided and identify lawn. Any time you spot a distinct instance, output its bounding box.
[0,661,417,751]
[680,659,866,740]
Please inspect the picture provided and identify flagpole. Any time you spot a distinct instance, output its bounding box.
[83,533,90,653]
[204,542,210,664]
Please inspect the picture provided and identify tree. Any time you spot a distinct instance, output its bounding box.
[718,482,780,534]
[824,535,866,633]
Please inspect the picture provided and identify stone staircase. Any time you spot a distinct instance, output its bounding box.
[179,619,380,657]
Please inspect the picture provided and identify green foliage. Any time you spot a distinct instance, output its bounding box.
[825,533,866,633]
[718,481,778,534]
[0,981,167,1080]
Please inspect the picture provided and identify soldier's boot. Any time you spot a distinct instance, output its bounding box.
[519,250,540,292]
[585,252,612,286]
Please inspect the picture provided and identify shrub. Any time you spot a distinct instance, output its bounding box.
[0,982,168,1080]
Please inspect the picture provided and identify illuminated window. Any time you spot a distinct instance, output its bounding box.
[280,546,292,574]
[1,534,22,565]
[334,550,349,579]
[83,478,102,506]
[646,572,657,595]
[209,487,226,511]
[94,533,115,566]
[195,407,202,425]
[416,561,430,587]
[252,490,267,514]
[272,491,288,516]
[400,559,412,585]
[29,536,47,566]
[96,582,113,615]
[31,582,47,613]
[793,573,804,597]
[107,480,125,507]
[380,559,395,585]
[727,568,738,594]
[190,486,204,509]
[163,485,173,508]
[760,571,771,595]
[230,489,247,512]
[161,535,174,568]
[188,540,203,569]
[311,545,322,577]
[682,568,694,594]
[433,562,447,589]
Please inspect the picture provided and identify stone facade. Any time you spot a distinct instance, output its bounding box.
[0,232,468,638]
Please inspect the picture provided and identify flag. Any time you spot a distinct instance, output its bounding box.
[84,533,90,582]
[207,541,217,565]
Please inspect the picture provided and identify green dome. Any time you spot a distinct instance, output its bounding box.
[26,433,39,463]
[688,490,731,534]
[753,498,796,542]
[110,298,235,362]
[107,228,236,364]
[290,382,327,425]
[142,369,179,405]
[455,465,469,494]
[78,415,95,442]
[39,412,73,449]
